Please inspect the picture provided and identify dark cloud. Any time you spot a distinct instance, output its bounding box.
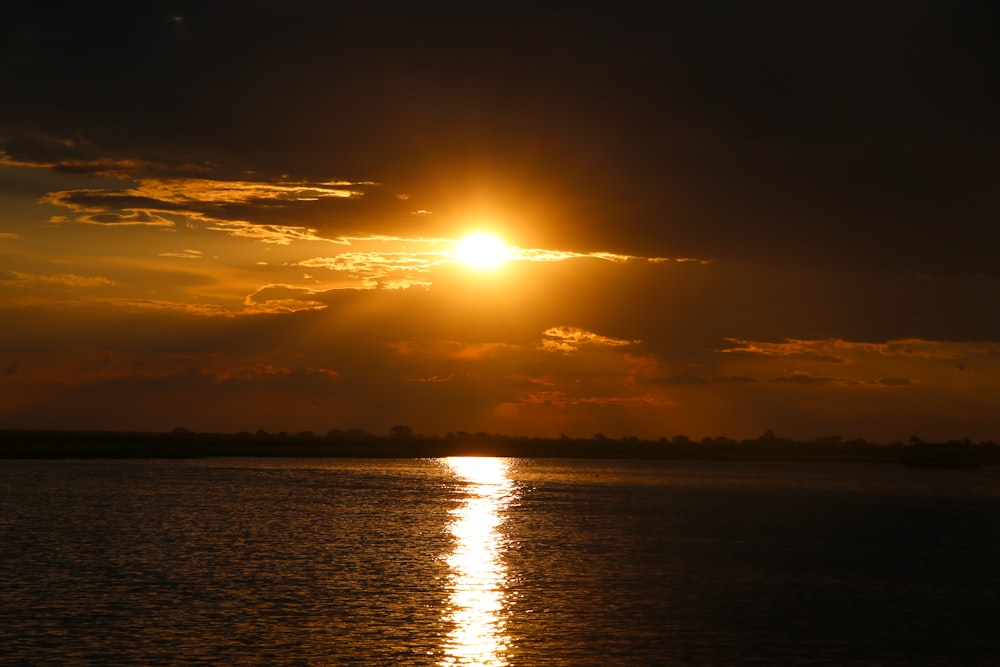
[83,211,173,226]
[31,172,406,238]
[876,377,913,387]
[1,133,97,165]
[44,190,180,213]
[652,374,765,386]
[769,374,838,385]
[652,374,710,386]
[715,376,759,384]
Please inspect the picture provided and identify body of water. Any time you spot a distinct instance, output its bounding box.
[2,457,998,665]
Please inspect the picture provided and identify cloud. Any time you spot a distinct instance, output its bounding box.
[509,248,672,264]
[721,338,846,363]
[298,247,448,289]
[389,340,514,362]
[873,377,913,386]
[651,373,762,386]
[136,177,364,204]
[541,325,638,353]
[75,297,230,316]
[290,239,681,293]
[730,338,1000,372]
[2,296,997,441]
[516,390,673,408]
[2,132,410,245]
[1,271,115,287]
[652,373,710,386]
[243,285,328,313]
[874,339,1000,363]
[403,374,453,384]
[1,133,219,179]
[708,338,1000,414]
[83,210,175,227]
[39,175,376,242]
[203,221,332,245]
[158,249,202,259]
[0,358,344,433]
[768,373,839,385]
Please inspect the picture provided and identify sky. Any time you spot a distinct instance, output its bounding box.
[1,1,998,442]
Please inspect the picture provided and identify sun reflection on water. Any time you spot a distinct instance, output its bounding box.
[440,457,516,667]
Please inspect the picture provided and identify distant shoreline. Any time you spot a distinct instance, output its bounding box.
[1,429,996,464]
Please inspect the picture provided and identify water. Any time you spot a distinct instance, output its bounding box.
[2,458,998,666]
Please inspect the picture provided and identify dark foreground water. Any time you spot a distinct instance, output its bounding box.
[2,458,998,666]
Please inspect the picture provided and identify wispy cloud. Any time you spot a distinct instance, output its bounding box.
[871,377,913,386]
[243,284,329,313]
[723,337,1000,367]
[389,340,514,361]
[517,390,672,408]
[299,251,450,272]
[1,271,116,287]
[768,373,839,385]
[541,325,638,352]
[1,133,218,178]
[294,238,682,291]
[82,210,175,227]
[203,221,333,245]
[41,176,373,243]
[721,338,847,362]
[510,247,677,264]
[158,249,202,259]
[1,133,386,244]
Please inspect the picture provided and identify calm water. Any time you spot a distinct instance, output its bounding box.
[2,458,999,666]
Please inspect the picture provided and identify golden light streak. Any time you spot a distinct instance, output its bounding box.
[440,457,516,667]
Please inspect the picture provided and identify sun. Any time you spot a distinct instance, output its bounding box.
[455,233,509,269]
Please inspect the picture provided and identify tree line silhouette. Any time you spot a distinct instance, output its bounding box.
[1,427,997,463]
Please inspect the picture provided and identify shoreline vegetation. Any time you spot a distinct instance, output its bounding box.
[1,428,997,464]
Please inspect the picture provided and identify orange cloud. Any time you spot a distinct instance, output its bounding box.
[388,340,513,361]
[1,271,116,287]
[541,325,638,352]
[243,285,328,313]
[158,249,203,259]
[39,174,375,243]
[517,390,673,408]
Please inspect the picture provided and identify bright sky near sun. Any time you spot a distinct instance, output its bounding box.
[1,3,998,442]
[456,233,509,269]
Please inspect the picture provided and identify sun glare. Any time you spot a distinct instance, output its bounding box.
[456,233,509,270]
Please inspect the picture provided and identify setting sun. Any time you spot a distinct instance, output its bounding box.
[456,233,509,269]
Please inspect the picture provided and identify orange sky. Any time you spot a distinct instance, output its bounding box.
[1,3,998,442]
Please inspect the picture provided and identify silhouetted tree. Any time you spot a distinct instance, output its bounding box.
[390,425,413,439]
